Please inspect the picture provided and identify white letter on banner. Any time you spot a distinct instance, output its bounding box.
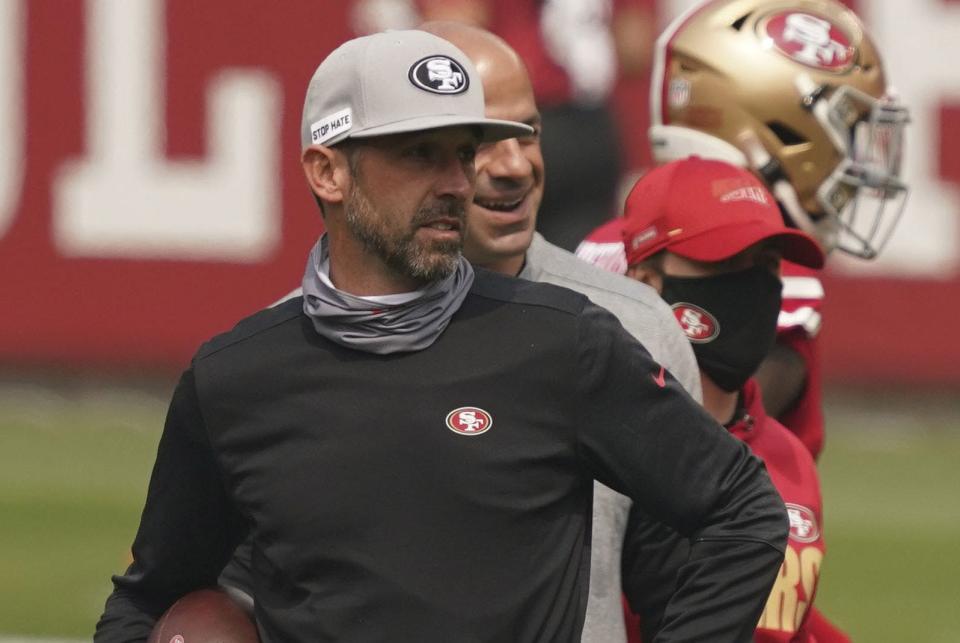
[53,0,282,262]
[0,0,25,241]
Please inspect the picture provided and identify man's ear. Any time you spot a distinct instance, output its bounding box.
[302,145,350,205]
[626,263,664,294]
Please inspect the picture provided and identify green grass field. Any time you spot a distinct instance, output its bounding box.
[1,380,957,640]
[0,381,168,638]
[815,394,960,642]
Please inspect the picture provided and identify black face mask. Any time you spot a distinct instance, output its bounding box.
[660,266,783,392]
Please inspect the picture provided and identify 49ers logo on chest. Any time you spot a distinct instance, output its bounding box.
[445,407,493,436]
[786,503,820,543]
[761,11,855,71]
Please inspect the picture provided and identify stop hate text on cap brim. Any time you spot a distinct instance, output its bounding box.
[344,114,532,143]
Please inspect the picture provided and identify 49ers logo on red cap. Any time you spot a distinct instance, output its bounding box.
[671,303,719,343]
[762,12,855,71]
[445,406,493,436]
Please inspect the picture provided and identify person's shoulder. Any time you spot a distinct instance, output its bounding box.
[779,260,824,336]
[759,414,818,471]
[195,297,304,362]
[532,236,685,343]
[470,266,590,317]
[759,414,822,511]
[574,219,628,275]
[781,261,824,301]
[531,234,662,304]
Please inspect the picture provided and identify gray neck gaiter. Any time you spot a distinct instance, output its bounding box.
[301,235,474,354]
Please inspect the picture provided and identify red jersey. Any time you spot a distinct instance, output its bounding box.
[734,379,825,641]
[621,378,827,642]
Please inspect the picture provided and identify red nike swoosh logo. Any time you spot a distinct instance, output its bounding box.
[652,365,666,388]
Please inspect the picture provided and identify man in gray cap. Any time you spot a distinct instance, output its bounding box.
[95,30,787,642]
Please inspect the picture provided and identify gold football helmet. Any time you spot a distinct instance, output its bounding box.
[649,0,909,259]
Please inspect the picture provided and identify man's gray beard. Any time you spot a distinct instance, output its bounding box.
[345,182,465,284]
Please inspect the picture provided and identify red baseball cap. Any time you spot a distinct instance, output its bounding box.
[621,157,825,269]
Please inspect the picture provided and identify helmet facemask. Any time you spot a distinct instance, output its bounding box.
[806,81,910,258]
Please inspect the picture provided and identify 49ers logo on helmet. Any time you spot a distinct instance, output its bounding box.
[671,303,719,343]
[762,12,855,71]
[445,407,493,436]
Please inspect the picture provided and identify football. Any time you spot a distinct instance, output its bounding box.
[147,588,259,643]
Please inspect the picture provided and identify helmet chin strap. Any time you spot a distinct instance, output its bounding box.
[736,130,838,254]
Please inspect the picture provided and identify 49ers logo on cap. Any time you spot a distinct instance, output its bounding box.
[445,406,492,436]
[785,503,820,543]
[671,303,719,343]
[409,55,469,94]
[762,12,854,71]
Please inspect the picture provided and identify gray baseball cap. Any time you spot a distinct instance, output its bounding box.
[301,30,533,149]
